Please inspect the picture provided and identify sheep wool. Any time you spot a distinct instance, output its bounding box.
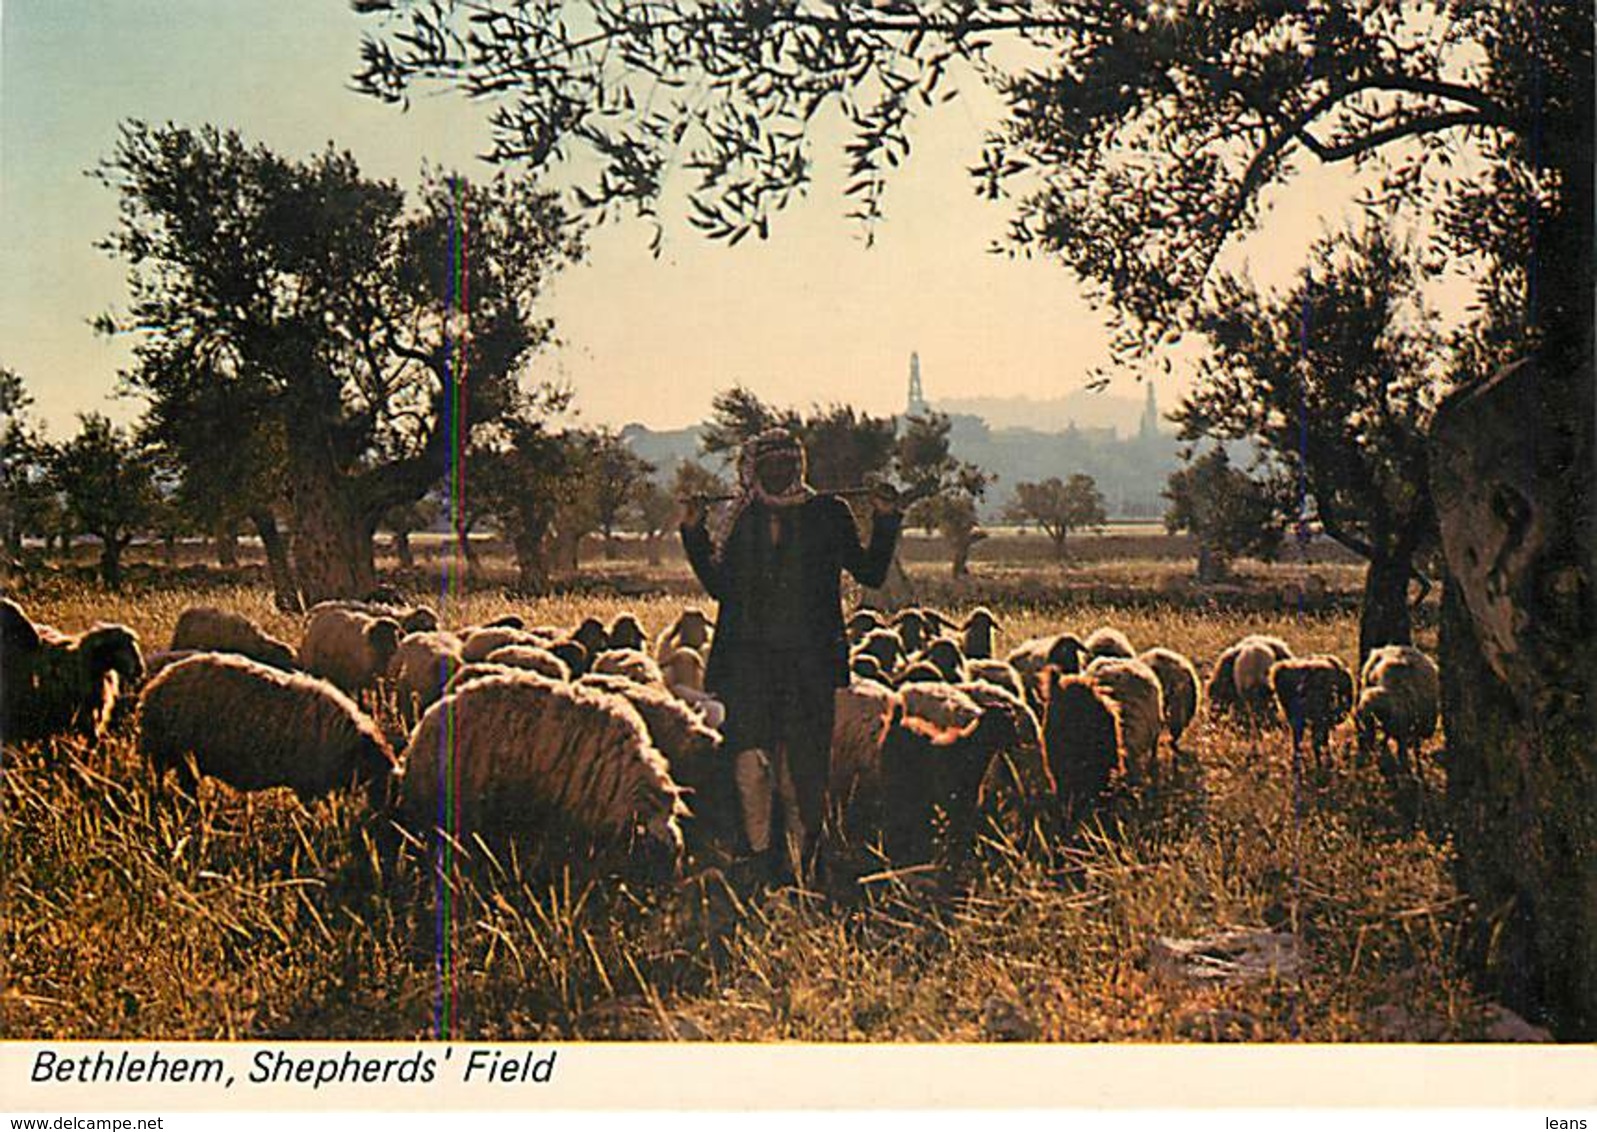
[2,602,144,746]
[400,673,688,858]
[1087,655,1165,783]
[1271,654,1355,759]
[1041,668,1123,814]
[299,608,402,695]
[483,644,572,682]
[1085,626,1136,660]
[1138,647,1202,747]
[589,648,666,687]
[1357,645,1441,766]
[138,653,396,802]
[656,607,714,662]
[387,631,466,723]
[171,606,297,671]
[965,658,1024,699]
[829,678,901,802]
[460,627,550,664]
[1231,640,1281,723]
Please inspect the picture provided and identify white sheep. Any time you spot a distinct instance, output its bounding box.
[1086,655,1165,785]
[138,653,397,804]
[1138,647,1202,749]
[1085,626,1136,660]
[483,644,572,682]
[1,599,144,746]
[399,672,689,865]
[828,678,901,814]
[589,648,666,686]
[659,647,726,729]
[577,672,722,772]
[306,599,438,635]
[170,606,297,670]
[1271,654,1355,765]
[1357,645,1441,776]
[460,626,549,664]
[387,630,466,724]
[1230,639,1281,725]
[299,607,403,695]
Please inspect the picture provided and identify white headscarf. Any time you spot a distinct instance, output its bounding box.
[711,427,815,557]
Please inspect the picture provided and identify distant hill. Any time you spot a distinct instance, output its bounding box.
[933,390,1148,437]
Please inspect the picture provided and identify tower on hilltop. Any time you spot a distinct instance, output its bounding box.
[1138,381,1160,440]
[907,351,928,416]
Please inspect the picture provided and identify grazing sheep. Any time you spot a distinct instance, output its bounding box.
[1086,656,1165,785]
[899,681,983,733]
[3,610,144,746]
[1085,626,1136,660]
[138,653,396,805]
[482,614,526,630]
[879,690,1020,865]
[1008,632,1090,715]
[918,636,968,683]
[655,607,714,662]
[1357,645,1441,776]
[957,679,1052,801]
[965,658,1024,699]
[829,679,901,813]
[857,627,908,675]
[170,606,296,671]
[143,649,204,683]
[299,608,402,695]
[399,673,689,866]
[577,672,722,771]
[1271,655,1355,766]
[607,613,648,654]
[386,631,466,724]
[1138,647,1202,749]
[1230,640,1281,725]
[845,608,886,645]
[1245,634,1295,661]
[1041,667,1123,820]
[443,662,523,696]
[461,626,549,664]
[960,607,1002,660]
[483,644,572,682]
[590,648,666,686]
[307,599,438,635]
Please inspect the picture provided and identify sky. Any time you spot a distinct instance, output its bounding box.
[0,2,1443,437]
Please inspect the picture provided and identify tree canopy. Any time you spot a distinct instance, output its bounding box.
[353,3,1590,365]
[96,121,582,600]
[1176,223,1444,654]
[1005,473,1106,560]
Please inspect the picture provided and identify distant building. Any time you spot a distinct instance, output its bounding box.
[906,351,929,416]
[1138,382,1161,441]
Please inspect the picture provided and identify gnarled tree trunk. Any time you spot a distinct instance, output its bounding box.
[286,456,377,603]
[215,524,240,567]
[1357,553,1413,662]
[1431,354,1595,1040]
[250,508,301,613]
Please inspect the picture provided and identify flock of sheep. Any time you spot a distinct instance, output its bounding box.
[0,592,1443,878]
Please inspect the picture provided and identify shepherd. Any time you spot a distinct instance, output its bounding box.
[680,427,903,884]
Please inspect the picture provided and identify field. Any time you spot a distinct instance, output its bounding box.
[0,536,1532,1044]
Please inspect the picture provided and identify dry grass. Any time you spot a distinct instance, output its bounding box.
[0,568,1500,1043]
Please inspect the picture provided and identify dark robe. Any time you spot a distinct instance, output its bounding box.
[681,495,901,850]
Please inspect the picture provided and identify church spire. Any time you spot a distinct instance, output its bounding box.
[907,351,928,416]
[1139,382,1160,439]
